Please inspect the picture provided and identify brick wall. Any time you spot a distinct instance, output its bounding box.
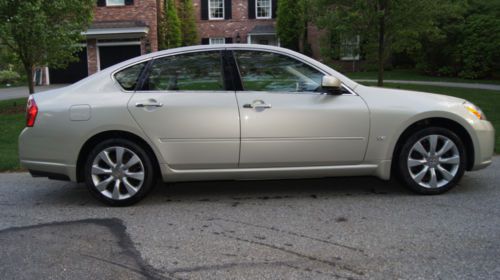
[193,0,276,43]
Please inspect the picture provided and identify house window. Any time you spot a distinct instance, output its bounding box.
[209,37,225,45]
[106,0,125,6]
[209,0,224,20]
[340,36,360,60]
[256,0,272,19]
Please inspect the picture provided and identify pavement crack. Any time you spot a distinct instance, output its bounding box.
[209,217,367,255]
[79,253,170,280]
[214,231,365,278]
[169,260,293,273]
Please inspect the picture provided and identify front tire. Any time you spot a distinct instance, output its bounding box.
[397,127,466,194]
[84,138,156,206]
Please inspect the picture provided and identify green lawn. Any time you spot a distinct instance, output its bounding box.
[0,86,498,172]
[0,98,26,171]
[345,69,500,85]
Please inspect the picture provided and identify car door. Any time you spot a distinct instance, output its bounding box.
[232,50,370,168]
[127,51,240,169]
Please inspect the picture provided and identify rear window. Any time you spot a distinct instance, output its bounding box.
[114,62,147,91]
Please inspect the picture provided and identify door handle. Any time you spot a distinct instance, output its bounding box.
[135,101,163,108]
[243,100,272,109]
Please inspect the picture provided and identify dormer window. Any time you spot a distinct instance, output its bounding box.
[256,0,271,19]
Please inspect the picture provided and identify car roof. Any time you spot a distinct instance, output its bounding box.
[79,44,358,90]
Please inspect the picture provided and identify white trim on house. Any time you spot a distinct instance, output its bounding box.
[82,27,149,37]
[97,41,142,47]
[256,0,272,19]
[208,0,224,20]
[209,37,225,45]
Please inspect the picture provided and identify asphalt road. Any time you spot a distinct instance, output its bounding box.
[0,158,499,280]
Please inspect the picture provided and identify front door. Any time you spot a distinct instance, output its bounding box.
[127,51,240,169]
[232,50,370,168]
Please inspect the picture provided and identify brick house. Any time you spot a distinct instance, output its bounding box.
[49,0,353,84]
[194,0,279,46]
[49,0,161,84]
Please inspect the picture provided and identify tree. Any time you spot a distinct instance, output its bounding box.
[416,0,500,79]
[177,0,198,46]
[0,0,94,93]
[277,0,305,52]
[158,0,182,50]
[312,0,440,86]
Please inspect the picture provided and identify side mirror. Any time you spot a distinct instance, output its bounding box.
[321,75,342,91]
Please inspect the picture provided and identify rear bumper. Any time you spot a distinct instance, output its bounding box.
[20,160,77,181]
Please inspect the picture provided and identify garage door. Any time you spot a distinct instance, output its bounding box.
[49,48,88,84]
[99,45,142,70]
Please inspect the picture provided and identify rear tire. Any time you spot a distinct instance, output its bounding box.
[84,138,156,206]
[397,127,466,194]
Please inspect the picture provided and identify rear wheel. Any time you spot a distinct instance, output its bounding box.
[84,138,156,206]
[398,127,466,194]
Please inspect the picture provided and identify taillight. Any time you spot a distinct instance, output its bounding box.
[26,95,38,127]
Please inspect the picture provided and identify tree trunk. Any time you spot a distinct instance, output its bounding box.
[377,0,386,87]
[24,64,35,94]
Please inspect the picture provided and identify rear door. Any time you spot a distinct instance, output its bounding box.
[127,50,240,169]
[232,50,370,168]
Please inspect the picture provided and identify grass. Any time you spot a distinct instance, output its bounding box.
[0,98,26,171]
[0,85,498,172]
[345,69,500,85]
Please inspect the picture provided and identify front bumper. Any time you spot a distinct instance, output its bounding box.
[471,120,495,171]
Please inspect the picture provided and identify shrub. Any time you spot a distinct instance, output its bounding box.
[0,70,20,85]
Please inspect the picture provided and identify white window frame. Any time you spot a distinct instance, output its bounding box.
[209,37,225,45]
[340,35,360,61]
[208,0,225,20]
[256,0,272,19]
[106,0,125,6]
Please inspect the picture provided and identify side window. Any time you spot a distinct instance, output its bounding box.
[143,52,224,91]
[114,62,146,91]
[234,51,324,93]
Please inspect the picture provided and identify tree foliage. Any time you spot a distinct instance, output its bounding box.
[159,0,182,50]
[178,0,198,46]
[0,0,94,93]
[416,0,500,79]
[277,0,305,52]
[312,0,440,85]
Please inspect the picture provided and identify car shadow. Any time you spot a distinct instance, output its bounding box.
[29,174,484,207]
[142,176,413,205]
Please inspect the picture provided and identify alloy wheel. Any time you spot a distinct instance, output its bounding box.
[91,146,145,200]
[407,134,460,189]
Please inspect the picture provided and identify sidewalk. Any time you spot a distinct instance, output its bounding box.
[0,84,68,101]
[355,79,500,91]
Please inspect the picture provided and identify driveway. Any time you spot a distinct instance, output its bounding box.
[0,157,499,279]
[0,84,68,101]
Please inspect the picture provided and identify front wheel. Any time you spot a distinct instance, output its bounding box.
[84,138,156,206]
[397,127,466,194]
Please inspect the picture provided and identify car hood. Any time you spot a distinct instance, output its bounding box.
[354,85,467,110]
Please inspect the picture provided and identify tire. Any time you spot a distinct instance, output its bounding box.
[84,138,157,206]
[397,127,466,194]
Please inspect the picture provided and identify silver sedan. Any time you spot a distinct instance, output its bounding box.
[19,45,495,206]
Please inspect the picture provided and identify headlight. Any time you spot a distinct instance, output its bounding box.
[463,101,486,120]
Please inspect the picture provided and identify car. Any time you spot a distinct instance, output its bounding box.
[19,44,495,206]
